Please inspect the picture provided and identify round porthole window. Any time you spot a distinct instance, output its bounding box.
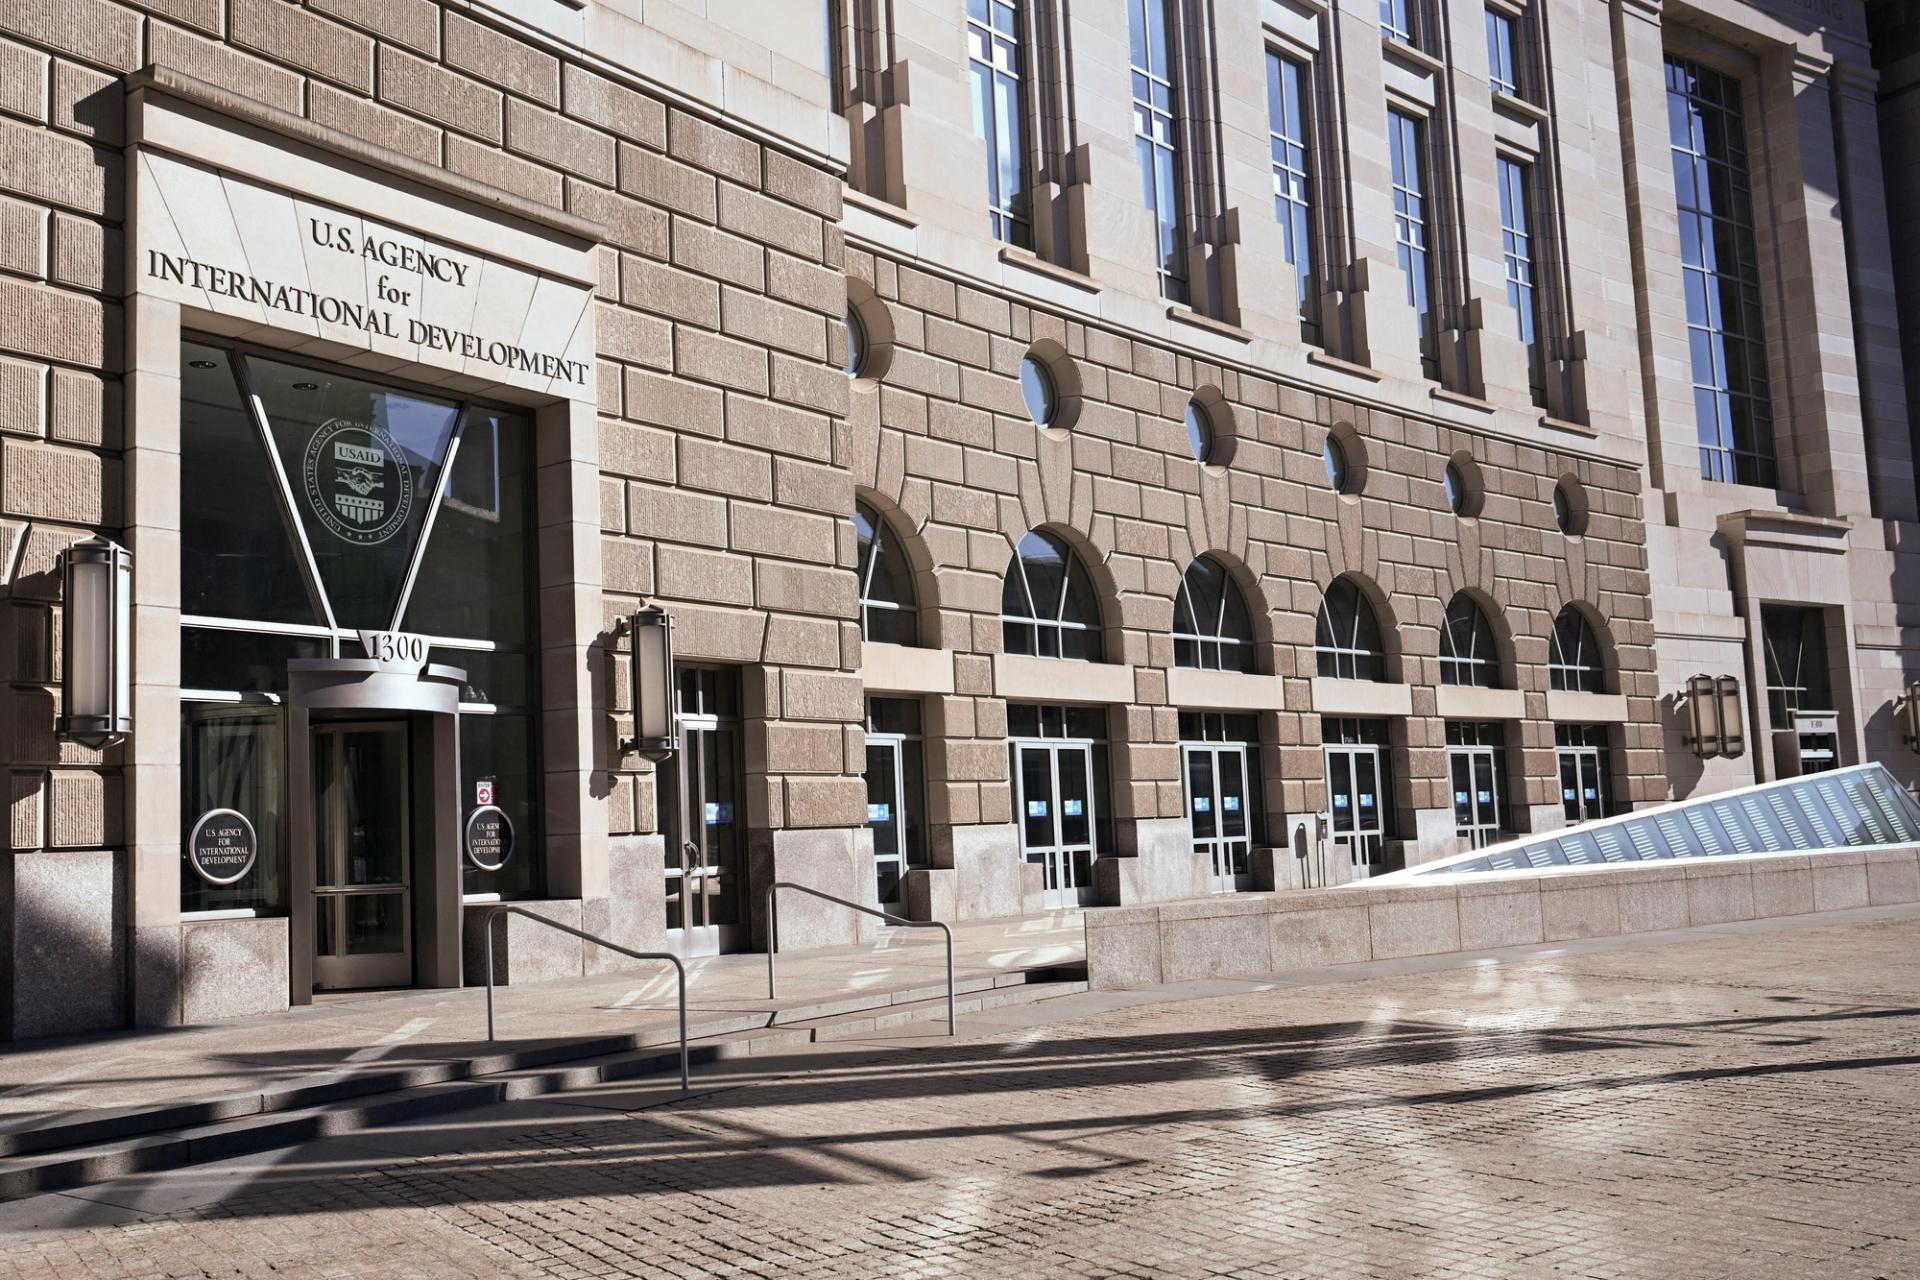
[1552,479,1588,536]
[1324,437,1349,493]
[1020,356,1057,427]
[843,308,867,378]
[1184,399,1214,464]
[1444,461,1467,514]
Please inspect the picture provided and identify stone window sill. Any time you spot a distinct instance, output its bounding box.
[999,246,1100,293]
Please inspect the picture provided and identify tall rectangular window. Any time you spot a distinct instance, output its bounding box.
[968,0,1032,250]
[1267,51,1320,344]
[1382,0,1415,45]
[1389,110,1438,379]
[1129,0,1187,302]
[1498,156,1546,407]
[1485,9,1519,97]
[1666,55,1774,488]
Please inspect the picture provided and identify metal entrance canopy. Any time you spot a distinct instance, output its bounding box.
[1376,763,1920,881]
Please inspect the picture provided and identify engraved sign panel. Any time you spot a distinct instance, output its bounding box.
[137,151,594,403]
[188,808,259,886]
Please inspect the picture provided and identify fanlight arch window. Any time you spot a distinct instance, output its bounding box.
[1316,577,1387,681]
[1439,595,1501,688]
[1174,557,1255,673]
[1002,530,1104,661]
[854,500,917,645]
[1548,606,1605,693]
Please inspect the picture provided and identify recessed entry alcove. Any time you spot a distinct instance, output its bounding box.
[125,70,605,1018]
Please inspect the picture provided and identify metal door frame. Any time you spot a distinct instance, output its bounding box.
[1011,737,1099,909]
[865,732,908,906]
[311,720,412,990]
[1324,743,1387,876]
[1447,744,1502,850]
[667,710,746,957]
[1558,745,1607,823]
[1183,741,1253,892]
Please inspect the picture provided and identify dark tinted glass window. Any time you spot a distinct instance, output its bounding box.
[1002,530,1104,660]
[1316,577,1386,681]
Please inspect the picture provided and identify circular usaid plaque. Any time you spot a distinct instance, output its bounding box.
[188,809,258,886]
[464,805,515,872]
[302,417,414,546]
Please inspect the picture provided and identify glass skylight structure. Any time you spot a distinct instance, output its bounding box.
[1382,763,1920,879]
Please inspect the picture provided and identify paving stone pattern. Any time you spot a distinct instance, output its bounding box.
[2,916,1917,1278]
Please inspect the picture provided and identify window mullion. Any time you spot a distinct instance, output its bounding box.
[388,405,471,633]
[230,350,340,648]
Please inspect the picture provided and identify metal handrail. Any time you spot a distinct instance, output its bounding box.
[482,905,688,1093]
[765,882,956,1035]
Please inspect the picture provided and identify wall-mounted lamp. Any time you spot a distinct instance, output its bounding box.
[1903,682,1920,750]
[1683,673,1744,759]
[57,536,132,748]
[619,604,677,762]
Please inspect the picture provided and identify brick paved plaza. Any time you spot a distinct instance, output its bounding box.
[2,910,1917,1279]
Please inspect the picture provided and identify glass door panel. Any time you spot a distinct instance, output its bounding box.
[866,739,904,905]
[1055,746,1095,906]
[313,723,411,989]
[1014,742,1097,909]
[1326,746,1386,876]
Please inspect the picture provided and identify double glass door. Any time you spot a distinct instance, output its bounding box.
[863,698,926,907]
[312,722,411,990]
[1185,744,1253,892]
[1014,742,1098,908]
[1324,745,1387,876]
[1449,748,1503,849]
[664,669,745,956]
[1558,748,1607,823]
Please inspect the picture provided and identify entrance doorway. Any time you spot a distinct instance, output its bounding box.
[1014,741,1098,908]
[1556,723,1611,823]
[1323,718,1390,876]
[1180,712,1259,893]
[311,722,411,989]
[863,698,927,907]
[1009,704,1109,910]
[1445,721,1510,850]
[663,668,746,956]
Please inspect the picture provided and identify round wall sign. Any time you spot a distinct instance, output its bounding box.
[302,417,414,545]
[464,805,514,872]
[188,808,258,886]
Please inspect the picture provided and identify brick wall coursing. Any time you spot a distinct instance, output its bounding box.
[0,3,863,857]
[846,243,1663,841]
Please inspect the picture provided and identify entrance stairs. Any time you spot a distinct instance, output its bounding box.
[0,963,1086,1201]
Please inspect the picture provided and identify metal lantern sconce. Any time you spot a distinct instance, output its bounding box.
[1903,682,1920,750]
[1683,673,1744,760]
[621,604,678,762]
[57,536,132,748]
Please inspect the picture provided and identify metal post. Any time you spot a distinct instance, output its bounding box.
[674,954,689,1092]
[485,913,497,1041]
[944,923,956,1035]
[766,883,778,999]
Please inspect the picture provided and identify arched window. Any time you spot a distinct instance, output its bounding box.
[1316,577,1387,681]
[1439,594,1500,687]
[854,500,917,645]
[1548,606,1604,693]
[1002,530,1104,661]
[1174,557,1255,672]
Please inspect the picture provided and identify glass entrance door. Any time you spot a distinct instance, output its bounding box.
[1014,742,1098,908]
[1325,745,1386,876]
[866,736,906,905]
[664,668,745,956]
[1185,745,1253,892]
[1559,748,1606,823]
[1449,748,1502,849]
[312,722,411,989]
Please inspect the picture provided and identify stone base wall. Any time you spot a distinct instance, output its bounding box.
[1087,847,1920,989]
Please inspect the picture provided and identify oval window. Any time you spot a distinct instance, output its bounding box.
[1444,461,1467,514]
[843,308,867,378]
[1020,356,1057,427]
[1324,437,1349,493]
[1184,400,1213,464]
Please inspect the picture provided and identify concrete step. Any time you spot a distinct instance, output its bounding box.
[801,979,1089,1041]
[0,967,1085,1202]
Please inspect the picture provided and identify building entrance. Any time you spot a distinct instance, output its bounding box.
[311,722,412,989]
[1014,742,1098,908]
[663,668,746,956]
[1556,724,1611,823]
[1185,744,1253,892]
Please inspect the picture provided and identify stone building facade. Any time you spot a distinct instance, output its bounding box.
[0,0,1910,1040]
